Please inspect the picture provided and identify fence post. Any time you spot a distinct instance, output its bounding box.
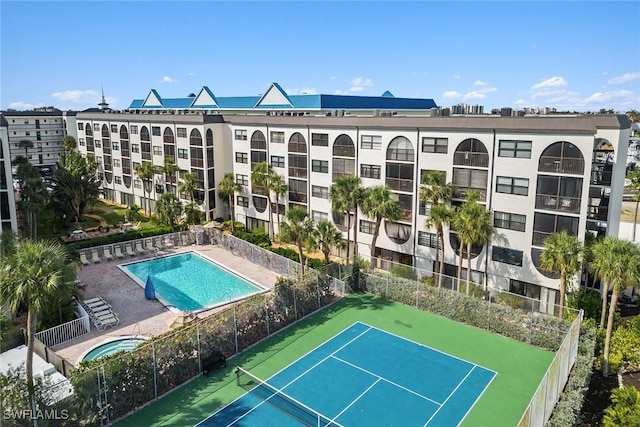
[233,305,239,354]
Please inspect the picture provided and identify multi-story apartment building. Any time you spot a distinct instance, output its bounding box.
[0,116,18,233]
[74,83,631,312]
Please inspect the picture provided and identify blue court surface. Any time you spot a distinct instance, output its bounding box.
[196,322,496,427]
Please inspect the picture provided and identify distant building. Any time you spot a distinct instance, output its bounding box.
[451,103,484,115]
[0,115,17,232]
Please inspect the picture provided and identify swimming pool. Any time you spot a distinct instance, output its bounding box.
[120,252,265,312]
[82,337,146,362]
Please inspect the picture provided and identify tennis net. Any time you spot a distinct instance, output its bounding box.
[236,367,341,427]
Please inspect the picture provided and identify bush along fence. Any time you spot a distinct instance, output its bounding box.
[34,269,344,426]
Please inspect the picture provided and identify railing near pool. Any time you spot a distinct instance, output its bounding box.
[35,303,91,348]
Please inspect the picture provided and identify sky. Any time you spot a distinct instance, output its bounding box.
[1,1,639,112]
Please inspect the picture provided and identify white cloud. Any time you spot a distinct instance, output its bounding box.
[601,71,608,76]
[453,74,461,80]
[333,89,346,95]
[8,101,45,110]
[531,77,568,90]
[531,89,567,100]
[286,87,318,95]
[349,86,365,93]
[607,72,640,85]
[584,90,635,103]
[351,77,373,87]
[514,99,528,106]
[473,80,486,87]
[161,76,175,83]
[330,76,336,80]
[442,90,462,99]
[187,72,195,76]
[51,89,100,103]
[462,91,486,101]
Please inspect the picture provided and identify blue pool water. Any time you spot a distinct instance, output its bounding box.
[123,252,263,311]
[83,338,146,361]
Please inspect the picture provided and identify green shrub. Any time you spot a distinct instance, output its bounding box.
[566,288,602,321]
[64,225,172,252]
[232,229,271,247]
[390,264,415,280]
[602,386,640,427]
[496,292,526,310]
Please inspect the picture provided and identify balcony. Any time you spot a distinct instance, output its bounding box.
[532,231,551,246]
[538,156,585,175]
[288,167,307,179]
[288,192,307,203]
[535,195,581,214]
[453,152,489,167]
[590,168,612,186]
[452,187,487,202]
[386,178,414,192]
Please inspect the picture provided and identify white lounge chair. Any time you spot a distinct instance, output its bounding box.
[103,247,114,261]
[90,250,101,263]
[80,252,90,266]
[135,241,147,255]
[125,244,136,257]
[114,245,125,259]
[90,306,112,318]
[83,297,103,305]
[94,314,119,330]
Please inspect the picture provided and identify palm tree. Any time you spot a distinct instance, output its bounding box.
[360,185,401,267]
[279,206,315,276]
[155,192,183,232]
[0,240,75,405]
[178,171,201,202]
[540,231,582,317]
[62,135,77,154]
[14,157,46,238]
[251,162,275,238]
[450,192,476,291]
[464,202,493,295]
[52,151,100,226]
[135,161,155,215]
[309,220,344,266]
[329,176,364,265]
[271,174,288,239]
[184,201,201,225]
[590,238,640,375]
[218,172,242,231]
[161,157,181,195]
[419,171,454,286]
[18,139,33,158]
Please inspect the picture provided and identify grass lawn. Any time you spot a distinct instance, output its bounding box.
[117,294,554,427]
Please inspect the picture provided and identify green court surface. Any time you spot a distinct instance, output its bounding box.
[117,294,554,427]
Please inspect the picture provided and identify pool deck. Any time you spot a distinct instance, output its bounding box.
[53,244,279,365]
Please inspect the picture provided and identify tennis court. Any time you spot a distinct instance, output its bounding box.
[197,322,496,426]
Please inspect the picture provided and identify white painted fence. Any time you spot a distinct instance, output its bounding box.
[35,304,91,348]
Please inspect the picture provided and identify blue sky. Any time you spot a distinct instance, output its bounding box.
[1,1,639,112]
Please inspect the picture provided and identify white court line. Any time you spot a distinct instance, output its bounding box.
[423,365,476,427]
[328,378,381,425]
[331,355,442,406]
[456,369,498,427]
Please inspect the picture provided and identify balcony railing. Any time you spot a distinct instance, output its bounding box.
[452,187,487,202]
[453,152,489,167]
[532,231,552,246]
[590,169,612,186]
[535,195,581,214]
[386,178,414,192]
[288,192,308,203]
[538,156,585,175]
[288,167,307,179]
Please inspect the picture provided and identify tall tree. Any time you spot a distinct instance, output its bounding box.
[51,151,100,226]
[62,135,77,154]
[217,172,242,231]
[178,171,201,202]
[590,238,640,375]
[18,139,33,159]
[270,172,287,239]
[161,157,181,195]
[155,192,183,232]
[626,167,640,241]
[251,162,276,238]
[540,231,582,317]
[419,171,454,287]
[0,240,75,408]
[14,156,46,238]
[279,206,315,276]
[135,161,155,214]
[329,176,364,265]
[360,185,401,267]
[309,220,344,266]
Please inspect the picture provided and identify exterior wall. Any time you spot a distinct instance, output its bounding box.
[3,112,67,167]
[0,124,18,233]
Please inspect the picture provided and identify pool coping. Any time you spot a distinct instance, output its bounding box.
[77,335,149,365]
[117,250,270,315]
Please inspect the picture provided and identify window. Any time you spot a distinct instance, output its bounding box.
[361,135,382,150]
[361,164,381,179]
[153,146,162,156]
[271,155,285,168]
[271,131,284,143]
[312,159,329,173]
[130,125,138,134]
[131,144,140,153]
[112,142,119,150]
[492,247,523,267]
[288,179,307,203]
[133,162,140,170]
[236,152,248,163]
[237,196,249,207]
[113,158,121,167]
[94,139,102,148]
[95,156,103,164]
[114,176,122,185]
[386,163,414,192]
[178,148,188,159]
[418,231,439,248]
[386,137,414,161]
[93,124,99,131]
[499,140,532,158]
[311,133,328,146]
[385,222,412,244]
[312,211,328,222]
[496,176,529,196]
[79,138,85,146]
[312,185,329,199]
[176,128,187,138]
[494,211,526,232]
[152,126,161,136]
[236,174,249,186]
[134,179,142,189]
[78,123,84,131]
[235,129,247,140]
[111,124,118,133]
[359,220,375,234]
[421,137,448,154]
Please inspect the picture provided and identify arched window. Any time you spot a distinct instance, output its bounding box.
[206,129,214,146]
[538,141,585,174]
[288,133,307,153]
[190,129,203,146]
[101,125,109,138]
[140,126,150,141]
[333,134,355,157]
[454,138,489,167]
[163,127,174,144]
[386,137,414,161]
[251,131,267,150]
[85,124,93,136]
[119,125,129,141]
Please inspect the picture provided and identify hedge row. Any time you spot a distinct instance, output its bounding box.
[63,225,173,252]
